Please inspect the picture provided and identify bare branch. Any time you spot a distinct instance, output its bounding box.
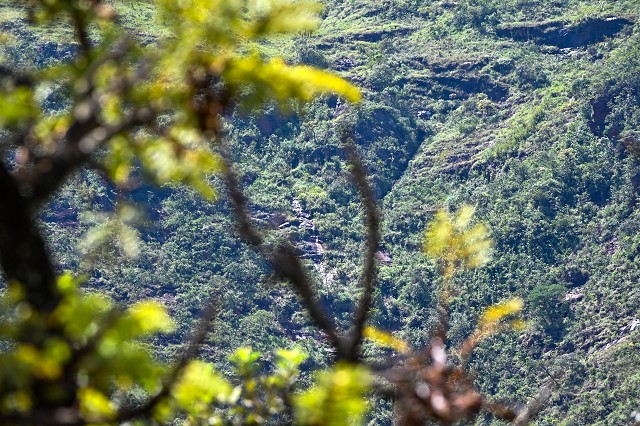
[0,410,83,426]
[13,41,149,209]
[513,379,555,426]
[434,292,451,344]
[70,9,91,54]
[23,107,152,208]
[115,300,219,422]
[340,130,381,362]
[0,66,33,88]
[220,147,347,358]
[482,401,519,422]
[0,296,218,426]
[220,148,264,248]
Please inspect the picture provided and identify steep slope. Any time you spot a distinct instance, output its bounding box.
[3,0,640,423]
[283,1,640,423]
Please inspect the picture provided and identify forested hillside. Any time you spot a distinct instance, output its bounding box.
[3,0,640,424]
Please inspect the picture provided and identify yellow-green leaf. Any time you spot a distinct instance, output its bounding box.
[78,387,116,420]
[173,361,233,414]
[363,326,409,353]
[424,204,493,277]
[480,298,524,328]
[295,363,371,426]
[127,301,176,335]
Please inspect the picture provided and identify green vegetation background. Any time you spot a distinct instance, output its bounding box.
[3,0,640,424]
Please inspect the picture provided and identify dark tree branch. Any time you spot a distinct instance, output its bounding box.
[0,107,150,315]
[0,410,83,426]
[435,300,450,344]
[70,9,91,54]
[23,107,152,208]
[220,147,347,358]
[341,130,381,362]
[220,150,264,248]
[0,38,150,318]
[0,300,219,426]
[16,40,144,208]
[0,160,60,314]
[0,66,33,88]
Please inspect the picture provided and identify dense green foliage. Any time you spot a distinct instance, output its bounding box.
[2,0,640,424]
[0,0,373,424]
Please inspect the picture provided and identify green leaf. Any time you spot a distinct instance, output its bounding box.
[0,87,37,127]
[122,301,176,336]
[424,204,493,277]
[295,363,371,426]
[78,387,116,421]
[229,347,262,377]
[223,56,361,110]
[173,361,233,415]
[363,326,409,353]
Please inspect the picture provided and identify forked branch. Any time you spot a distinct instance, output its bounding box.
[220,147,347,358]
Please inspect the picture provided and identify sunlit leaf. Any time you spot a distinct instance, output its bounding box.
[0,87,37,127]
[173,360,233,415]
[15,345,61,380]
[480,298,524,328]
[229,347,262,377]
[295,363,371,426]
[363,326,409,353]
[424,205,493,277]
[78,387,116,420]
[459,298,527,358]
[275,346,308,371]
[223,56,361,110]
[125,301,176,336]
[246,0,322,35]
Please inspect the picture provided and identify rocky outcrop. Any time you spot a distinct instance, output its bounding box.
[375,251,392,265]
[334,57,357,71]
[496,17,633,49]
[563,288,584,303]
[400,57,511,102]
[620,318,640,334]
[317,26,415,48]
[257,199,325,261]
[593,318,640,357]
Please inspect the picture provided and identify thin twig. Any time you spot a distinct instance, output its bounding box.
[513,379,555,426]
[220,146,347,358]
[115,299,218,422]
[340,130,381,362]
[71,9,91,54]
